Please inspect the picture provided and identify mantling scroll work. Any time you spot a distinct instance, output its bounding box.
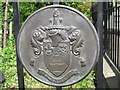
[30,9,86,83]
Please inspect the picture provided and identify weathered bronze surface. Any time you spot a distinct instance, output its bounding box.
[17,5,99,86]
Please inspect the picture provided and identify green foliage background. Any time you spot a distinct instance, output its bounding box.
[0,2,95,88]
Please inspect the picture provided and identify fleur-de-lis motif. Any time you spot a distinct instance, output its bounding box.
[45,43,54,55]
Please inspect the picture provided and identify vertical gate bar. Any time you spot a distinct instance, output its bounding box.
[117,6,119,69]
[56,87,62,90]
[117,7,120,88]
[96,2,104,88]
[106,2,109,54]
[115,2,117,66]
[106,2,108,53]
[111,5,113,60]
[110,3,112,59]
[111,6,113,61]
[113,2,115,64]
[104,2,107,53]
[108,2,111,56]
[13,2,25,90]
[114,6,116,64]
[112,3,114,61]
[112,7,115,63]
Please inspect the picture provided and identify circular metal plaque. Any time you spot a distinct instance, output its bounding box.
[17,5,99,87]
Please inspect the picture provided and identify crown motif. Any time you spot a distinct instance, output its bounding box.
[50,9,62,26]
[44,9,70,31]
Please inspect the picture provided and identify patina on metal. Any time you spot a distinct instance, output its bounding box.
[17,5,99,87]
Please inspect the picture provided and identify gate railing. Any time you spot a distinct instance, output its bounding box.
[92,1,120,72]
[92,1,120,88]
[103,2,120,71]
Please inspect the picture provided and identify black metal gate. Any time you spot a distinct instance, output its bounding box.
[92,1,120,89]
[103,2,120,72]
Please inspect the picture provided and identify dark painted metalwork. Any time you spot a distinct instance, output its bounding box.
[56,87,62,90]
[112,6,114,63]
[115,2,117,66]
[117,6,120,69]
[92,1,120,89]
[17,5,99,87]
[103,2,120,71]
[96,2,104,88]
[13,2,25,90]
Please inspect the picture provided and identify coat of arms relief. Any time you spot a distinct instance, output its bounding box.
[30,9,86,84]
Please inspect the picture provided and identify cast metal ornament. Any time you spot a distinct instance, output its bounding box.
[17,5,99,86]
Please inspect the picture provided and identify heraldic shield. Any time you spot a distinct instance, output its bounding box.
[37,9,71,77]
[43,41,70,77]
[18,5,99,86]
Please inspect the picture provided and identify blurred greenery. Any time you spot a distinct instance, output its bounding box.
[1,2,95,89]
